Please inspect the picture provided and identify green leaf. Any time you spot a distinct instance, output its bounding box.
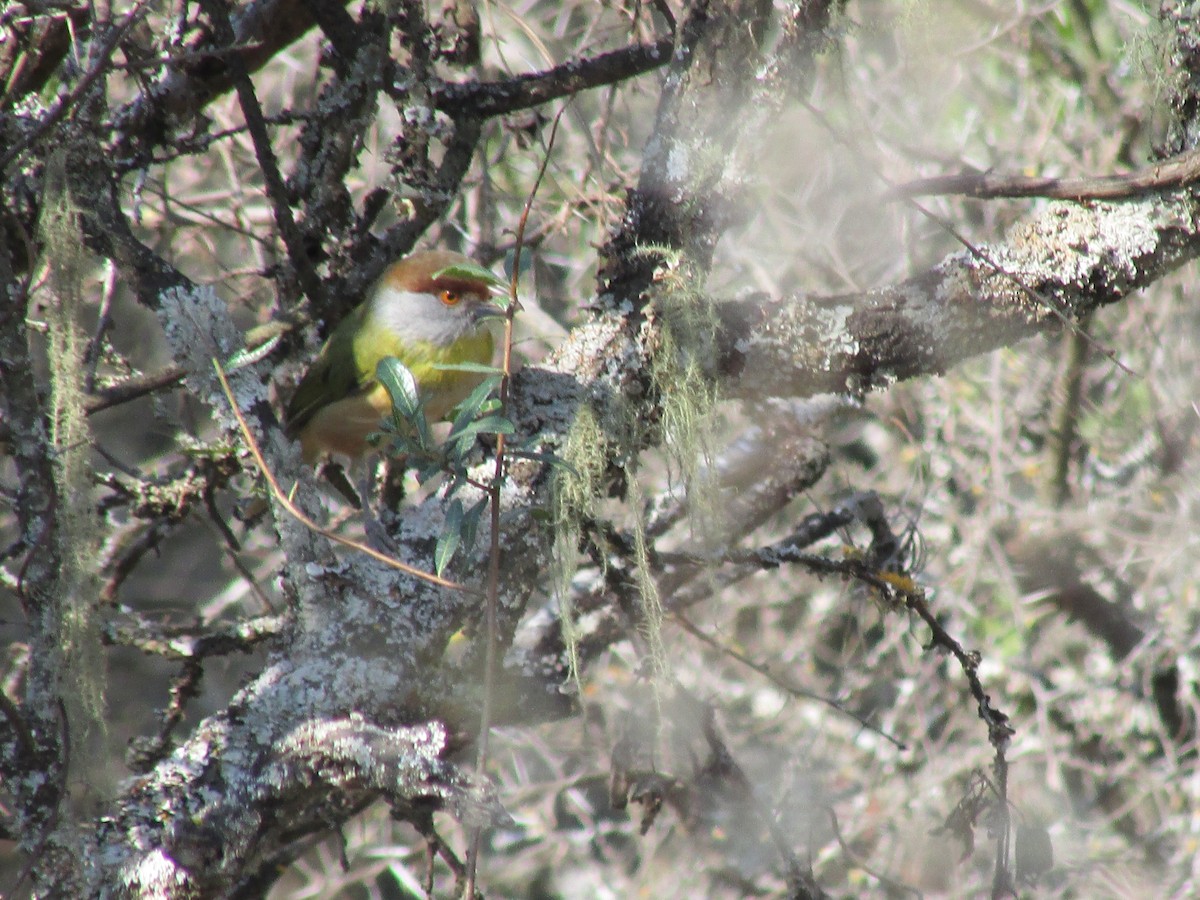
[460,497,489,557]
[433,263,509,290]
[450,415,516,451]
[376,357,432,449]
[471,414,516,434]
[376,357,420,415]
[432,361,505,375]
[448,378,502,437]
[415,458,445,485]
[436,499,465,575]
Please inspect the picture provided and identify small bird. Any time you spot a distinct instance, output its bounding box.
[285,250,500,463]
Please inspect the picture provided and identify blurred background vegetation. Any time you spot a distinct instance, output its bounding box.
[3,1,1199,897]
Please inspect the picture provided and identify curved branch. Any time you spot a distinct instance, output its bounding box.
[110,0,353,167]
[428,36,674,117]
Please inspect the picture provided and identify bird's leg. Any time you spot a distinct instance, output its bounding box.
[319,461,363,510]
[358,459,399,553]
[380,455,410,509]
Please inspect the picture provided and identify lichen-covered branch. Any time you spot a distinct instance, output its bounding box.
[726,195,1200,402]
[0,241,69,889]
[96,713,501,897]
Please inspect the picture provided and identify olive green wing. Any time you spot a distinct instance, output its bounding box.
[284,306,372,437]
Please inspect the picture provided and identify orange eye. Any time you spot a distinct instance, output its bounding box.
[440,289,461,306]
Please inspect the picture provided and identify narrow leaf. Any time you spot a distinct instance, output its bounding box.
[432,361,505,375]
[460,497,489,557]
[376,357,432,449]
[433,263,508,290]
[448,378,501,438]
[506,448,581,477]
[451,415,516,449]
[376,357,420,416]
[436,499,465,575]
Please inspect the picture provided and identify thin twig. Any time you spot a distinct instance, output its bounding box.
[672,610,907,750]
[196,0,323,308]
[0,0,154,171]
[888,144,1200,201]
[85,365,186,415]
[87,320,290,415]
[212,359,469,592]
[827,807,924,899]
[464,101,569,900]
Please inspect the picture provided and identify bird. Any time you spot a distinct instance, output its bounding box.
[284,249,501,464]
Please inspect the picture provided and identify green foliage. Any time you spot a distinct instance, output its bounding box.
[443,371,515,462]
[435,495,489,577]
[431,262,511,295]
[376,355,433,451]
[376,356,511,575]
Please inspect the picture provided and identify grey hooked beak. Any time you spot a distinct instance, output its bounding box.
[471,301,507,324]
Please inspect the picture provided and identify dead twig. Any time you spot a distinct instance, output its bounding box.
[212,358,469,593]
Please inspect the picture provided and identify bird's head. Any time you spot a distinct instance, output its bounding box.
[368,249,504,347]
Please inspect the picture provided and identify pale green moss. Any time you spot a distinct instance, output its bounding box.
[1130,17,1179,113]
[648,297,721,547]
[627,474,669,684]
[551,403,609,687]
[638,254,723,694]
[606,251,723,679]
[551,251,723,703]
[38,152,106,755]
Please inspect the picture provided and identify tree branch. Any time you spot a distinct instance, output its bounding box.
[889,145,1200,201]
[428,36,674,117]
[724,194,1200,402]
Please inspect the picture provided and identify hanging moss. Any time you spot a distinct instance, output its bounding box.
[648,283,722,546]
[549,248,725,706]
[550,402,609,688]
[38,151,107,755]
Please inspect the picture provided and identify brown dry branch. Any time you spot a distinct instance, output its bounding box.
[889,145,1200,202]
